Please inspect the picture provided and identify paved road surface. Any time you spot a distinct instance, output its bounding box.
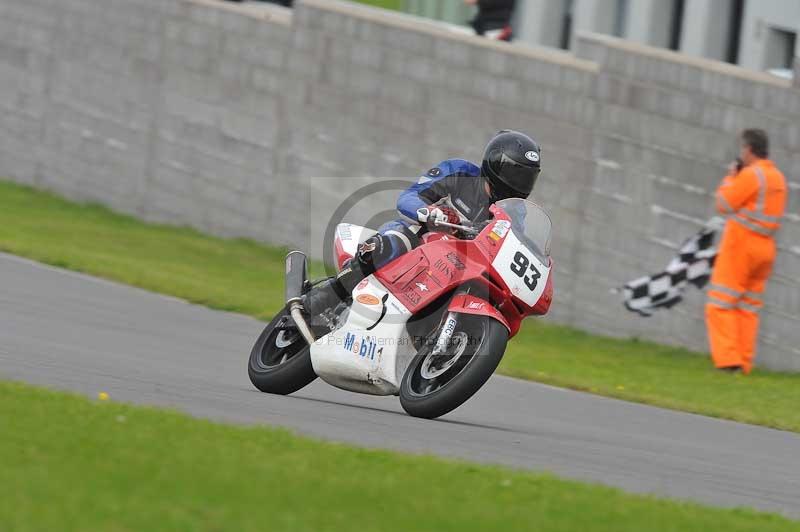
[1,253,798,517]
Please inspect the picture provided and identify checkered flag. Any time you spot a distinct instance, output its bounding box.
[619,221,720,317]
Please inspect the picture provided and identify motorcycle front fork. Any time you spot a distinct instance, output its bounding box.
[431,312,458,356]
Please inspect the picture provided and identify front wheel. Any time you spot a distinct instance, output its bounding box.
[248,306,319,395]
[400,315,508,419]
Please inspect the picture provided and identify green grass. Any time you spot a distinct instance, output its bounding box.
[352,0,404,11]
[1,380,797,532]
[1,180,799,433]
[502,324,800,431]
[0,182,298,322]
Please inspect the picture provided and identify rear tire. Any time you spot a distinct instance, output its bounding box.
[400,315,508,419]
[248,307,318,395]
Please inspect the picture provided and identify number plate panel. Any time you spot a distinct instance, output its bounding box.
[491,230,550,307]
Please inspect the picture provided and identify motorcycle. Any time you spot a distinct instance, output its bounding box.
[247,198,553,419]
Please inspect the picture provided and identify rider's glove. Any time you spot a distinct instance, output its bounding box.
[417,206,460,226]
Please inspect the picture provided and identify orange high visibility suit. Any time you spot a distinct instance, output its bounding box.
[706,159,787,373]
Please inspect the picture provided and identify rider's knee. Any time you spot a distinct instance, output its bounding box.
[358,224,419,271]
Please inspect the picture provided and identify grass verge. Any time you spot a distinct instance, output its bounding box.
[1,180,799,432]
[353,0,404,11]
[1,380,797,532]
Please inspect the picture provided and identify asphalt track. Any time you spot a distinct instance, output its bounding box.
[1,252,799,517]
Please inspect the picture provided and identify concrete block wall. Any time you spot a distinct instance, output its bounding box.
[0,0,293,243]
[286,0,600,329]
[574,33,800,369]
[0,0,798,369]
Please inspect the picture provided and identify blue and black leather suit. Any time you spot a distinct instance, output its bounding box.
[369,158,496,269]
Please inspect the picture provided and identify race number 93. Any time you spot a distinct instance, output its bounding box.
[509,251,541,290]
[491,229,549,307]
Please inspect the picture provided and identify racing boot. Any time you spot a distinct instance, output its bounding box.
[301,252,375,316]
[300,277,350,317]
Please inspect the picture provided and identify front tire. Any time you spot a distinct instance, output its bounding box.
[248,307,318,395]
[400,315,508,419]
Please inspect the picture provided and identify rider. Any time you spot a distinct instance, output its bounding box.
[302,129,542,315]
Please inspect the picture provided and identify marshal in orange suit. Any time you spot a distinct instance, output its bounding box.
[706,129,787,374]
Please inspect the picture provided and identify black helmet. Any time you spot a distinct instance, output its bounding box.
[481,130,541,200]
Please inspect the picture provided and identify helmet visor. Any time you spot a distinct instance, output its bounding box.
[486,153,539,200]
[488,178,523,201]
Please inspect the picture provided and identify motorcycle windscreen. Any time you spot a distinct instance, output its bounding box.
[491,199,552,308]
[494,198,552,261]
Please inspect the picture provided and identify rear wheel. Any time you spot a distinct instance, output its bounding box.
[400,315,508,419]
[248,307,319,395]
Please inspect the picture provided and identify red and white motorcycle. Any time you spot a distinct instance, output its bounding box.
[248,198,553,419]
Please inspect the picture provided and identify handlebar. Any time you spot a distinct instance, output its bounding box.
[431,220,480,237]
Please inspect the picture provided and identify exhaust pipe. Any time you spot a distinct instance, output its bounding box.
[290,304,316,347]
[284,251,316,346]
[285,251,308,304]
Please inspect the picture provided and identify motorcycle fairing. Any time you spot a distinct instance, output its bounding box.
[310,275,416,396]
[447,293,511,333]
[491,229,551,307]
[333,223,378,271]
[374,205,551,338]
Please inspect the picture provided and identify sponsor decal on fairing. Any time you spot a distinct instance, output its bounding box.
[446,252,466,270]
[343,332,381,360]
[338,224,353,241]
[489,220,511,241]
[434,258,455,279]
[356,294,381,306]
